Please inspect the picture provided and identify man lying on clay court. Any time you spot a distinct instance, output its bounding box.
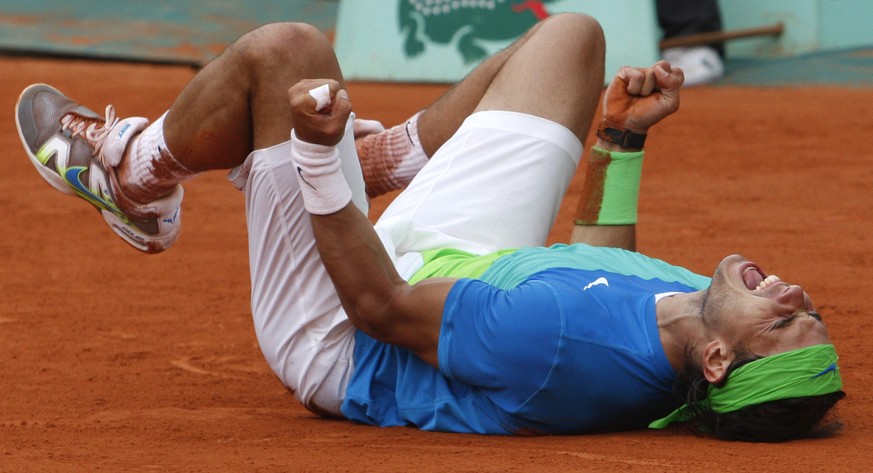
[15,14,844,441]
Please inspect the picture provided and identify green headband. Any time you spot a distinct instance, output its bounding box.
[650,344,842,429]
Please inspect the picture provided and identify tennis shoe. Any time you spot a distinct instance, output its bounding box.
[15,83,182,253]
[662,46,724,87]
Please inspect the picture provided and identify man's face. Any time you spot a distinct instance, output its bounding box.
[700,254,831,357]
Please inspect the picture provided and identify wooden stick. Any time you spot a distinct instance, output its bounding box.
[659,23,785,50]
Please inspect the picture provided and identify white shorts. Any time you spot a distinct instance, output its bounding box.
[229,111,581,416]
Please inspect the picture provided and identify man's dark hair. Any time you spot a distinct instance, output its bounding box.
[673,352,846,442]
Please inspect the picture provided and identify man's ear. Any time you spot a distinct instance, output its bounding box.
[702,339,735,384]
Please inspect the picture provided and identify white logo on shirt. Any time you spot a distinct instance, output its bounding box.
[583,277,609,291]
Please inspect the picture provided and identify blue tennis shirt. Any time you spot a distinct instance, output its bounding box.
[341,244,711,434]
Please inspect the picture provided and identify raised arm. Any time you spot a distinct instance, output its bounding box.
[570,61,684,250]
[288,79,452,367]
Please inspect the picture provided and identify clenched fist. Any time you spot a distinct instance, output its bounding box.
[288,79,353,146]
[601,61,684,134]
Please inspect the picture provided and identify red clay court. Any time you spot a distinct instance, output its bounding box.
[2,20,873,473]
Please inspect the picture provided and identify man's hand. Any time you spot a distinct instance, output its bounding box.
[353,118,386,139]
[601,61,684,134]
[288,79,353,146]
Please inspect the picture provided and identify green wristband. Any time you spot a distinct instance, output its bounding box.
[574,146,644,226]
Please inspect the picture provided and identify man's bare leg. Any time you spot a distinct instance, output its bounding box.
[471,14,605,138]
[357,18,556,197]
[15,22,353,253]
[115,23,346,202]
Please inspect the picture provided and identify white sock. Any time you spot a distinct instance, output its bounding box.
[123,113,193,203]
[356,111,428,198]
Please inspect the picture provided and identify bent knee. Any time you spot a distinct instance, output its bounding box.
[543,12,604,35]
[539,13,605,56]
[228,22,333,71]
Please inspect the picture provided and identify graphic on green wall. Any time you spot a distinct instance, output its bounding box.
[399,0,556,63]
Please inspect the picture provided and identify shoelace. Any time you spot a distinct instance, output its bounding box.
[59,105,119,162]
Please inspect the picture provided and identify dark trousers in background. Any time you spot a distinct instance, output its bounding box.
[656,0,724,56]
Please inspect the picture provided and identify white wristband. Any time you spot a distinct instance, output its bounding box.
[290,130,353,215]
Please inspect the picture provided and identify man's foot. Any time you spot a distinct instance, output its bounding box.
[662,46,724,87]
[15,84,182,253]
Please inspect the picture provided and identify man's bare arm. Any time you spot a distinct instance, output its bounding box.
[290,79,452,367]
[570,61,684,250]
